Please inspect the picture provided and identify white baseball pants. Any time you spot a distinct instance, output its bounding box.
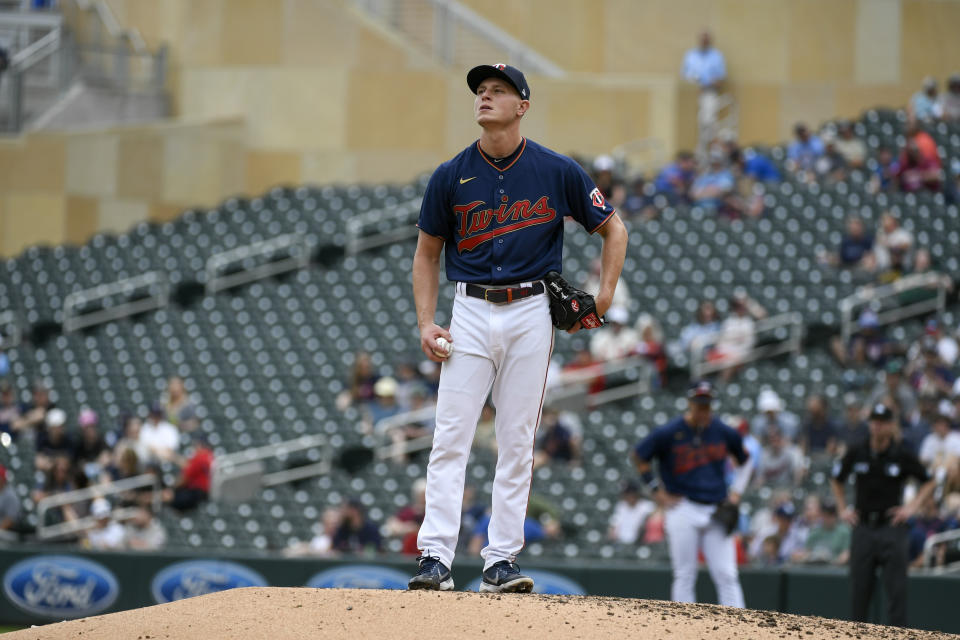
[664,498,744,607]
[417,282,553,571]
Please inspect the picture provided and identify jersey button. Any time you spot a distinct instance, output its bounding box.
[499,189,504,193]
[498,175,503,180]
[498,239,503,244]
[496,266,502,271]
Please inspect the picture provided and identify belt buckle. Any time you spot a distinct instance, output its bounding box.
[484,288,492,302]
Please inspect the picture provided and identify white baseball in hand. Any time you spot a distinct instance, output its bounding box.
[434,337,453,359]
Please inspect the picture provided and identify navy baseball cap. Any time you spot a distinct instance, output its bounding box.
[869,403,894,421]
[687,380,715,404]
[467,64,530,100]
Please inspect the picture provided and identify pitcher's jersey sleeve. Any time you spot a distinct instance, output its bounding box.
[417,163,454,241]
[721,422,749,465]
[564,160,617,234]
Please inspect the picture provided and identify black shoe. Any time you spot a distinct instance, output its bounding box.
[479,560,534,593]
[408,555,454,591]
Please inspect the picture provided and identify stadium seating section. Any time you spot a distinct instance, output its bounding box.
[1,108,958,561]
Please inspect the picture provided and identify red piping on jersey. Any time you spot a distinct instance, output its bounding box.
[457,214,556,252]
[590,208,617,234]
[477,137,526,172]
[518,322,554,557]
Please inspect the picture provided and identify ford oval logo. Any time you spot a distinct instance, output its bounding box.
[306,565,410,590]
[3,555,119,618]
[466,569,586,595]
[151,560,268,603]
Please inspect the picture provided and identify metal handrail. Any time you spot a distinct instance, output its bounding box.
[36,473,161,540]
[345,199,422,254]
[839,272,950,345]
[73,0,146,54]
[205,234,312,294]
[548,355,654,408]
[213,433,332,489]
[9,27,59,69]
[689,311,804,378]
[63,271,169,332]
[922,528,960,574]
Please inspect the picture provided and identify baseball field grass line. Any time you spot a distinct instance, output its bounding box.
[0,626,25,634]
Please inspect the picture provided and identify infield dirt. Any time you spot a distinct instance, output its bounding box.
[5,587,958,639]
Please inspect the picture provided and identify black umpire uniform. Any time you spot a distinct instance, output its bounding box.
[830,403,935,627]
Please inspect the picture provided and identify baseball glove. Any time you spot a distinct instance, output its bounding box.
[543,271,603,331]
[711,500,740,536]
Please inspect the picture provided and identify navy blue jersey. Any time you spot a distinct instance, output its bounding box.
[417,138,616,284]
[634,416,748,504]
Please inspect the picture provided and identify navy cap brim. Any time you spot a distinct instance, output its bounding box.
[688,394,713,404]
[467,65,526,98]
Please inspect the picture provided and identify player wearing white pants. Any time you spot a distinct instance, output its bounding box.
[664,498,743,607]
[417,283,553,571]
[633,381,751,608]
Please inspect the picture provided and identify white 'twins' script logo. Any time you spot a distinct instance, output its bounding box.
[23,563,96,609]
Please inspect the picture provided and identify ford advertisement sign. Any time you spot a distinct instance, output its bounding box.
[151,560,268,603]
[306,565,411,590]
[3,555,119,618]
[465,569,586,595]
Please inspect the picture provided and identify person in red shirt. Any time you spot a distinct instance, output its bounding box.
[385,478,427,555]
[163,436,213,511]
[898,140,942,192]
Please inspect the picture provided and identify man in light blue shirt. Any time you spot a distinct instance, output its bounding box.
[787,123,825,174]
[683,31,727,89]
[691,150,734,210]
[910,77,941,121]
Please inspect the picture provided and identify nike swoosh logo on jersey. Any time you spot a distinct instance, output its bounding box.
[459,177,477,184]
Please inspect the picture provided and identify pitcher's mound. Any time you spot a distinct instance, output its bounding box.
[5,587,956,640]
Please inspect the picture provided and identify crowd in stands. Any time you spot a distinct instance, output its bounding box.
[0,375,211,550]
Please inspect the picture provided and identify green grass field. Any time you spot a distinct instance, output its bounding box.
[0,626,25,633]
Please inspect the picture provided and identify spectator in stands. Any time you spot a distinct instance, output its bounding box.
[654,151,697,202]
[12,381,53,442]
[285,507,341,557]
[824,215,873,269]
[634,314,667,388]
[112,415,148,475]
[84,498,125,551]
[754,426,805,488]
[801,394,839,457]
[831,309,895,370]
[584,257,631,312]
[755,535,782,567]
[786,123,824,180]
[364,376,403,433]
[31,455,81,523]
[814,132,849,182]
[162,376,198,432]
[533,408,582,469]
[35,408,74,473]
[921,320,960,368]
[751,389,801,442]
[939,74,960,122]
[394,362,425,412]
[867,360,918,423]
[592,155,618,203]
[0,382,20,438]
[682,30,727,137]
[124,506,167,551]
[139,403,180,464]
[0,336,8,379]
[690,149,736,213]
[908,338,955,400]
[622,175,657,220]
[728,144,780,184]
[0,464,20,535]
[590,306,638,361]
[679,300,721,358]
[909,77,941,122]
[608,481,655,545]
[907,494,949,565]
[337,351,379,411]
[902,396,936,454]
[385,478,427,555]
[162,435,213,512]
[750,501,806,563]
[73,408,109,482]
[919,412,960,470]
[332,499,382,554]
[791,502,850,565]
[468,507,556,556]
[898,140,942,193]
[712,293,767,381]
[869,147,901,194]
[833,120,867,169]
[562,349,606,394]
[838,394,869,454]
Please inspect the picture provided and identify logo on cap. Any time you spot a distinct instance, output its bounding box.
[494,63,506,70]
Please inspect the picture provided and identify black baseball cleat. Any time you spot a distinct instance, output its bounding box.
[408,555,454,591]
[479,560,534,593]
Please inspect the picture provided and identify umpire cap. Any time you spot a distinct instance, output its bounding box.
[467,64,530,99]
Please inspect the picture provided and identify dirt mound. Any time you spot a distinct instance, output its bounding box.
[6,587,956,640]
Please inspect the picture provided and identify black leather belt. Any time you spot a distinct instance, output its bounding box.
[689,497,719,506]
[464,282,545,304]
[860,511,893,528]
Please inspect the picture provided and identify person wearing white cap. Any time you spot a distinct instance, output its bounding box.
[34,408,75,473]
[589,306,638,362]
[750,388,801,442]
[909,77,941,122]
[85,498,126,550]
